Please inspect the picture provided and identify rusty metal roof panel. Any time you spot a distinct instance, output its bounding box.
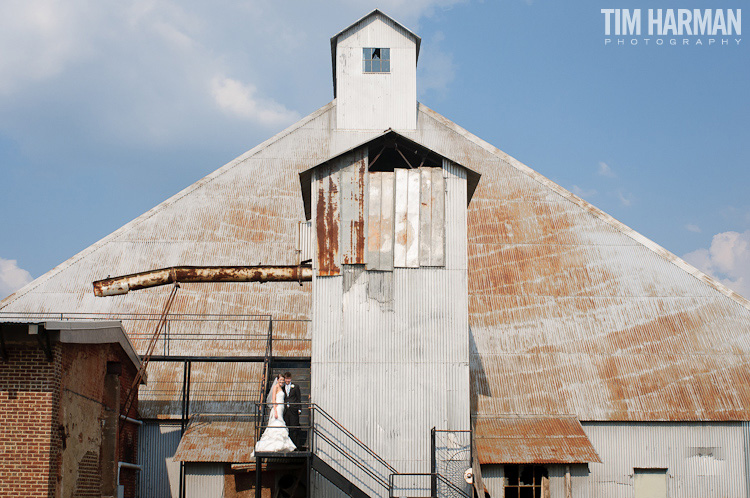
[3,102,750,422]
[474,417,601,464]
[173,414,256,462]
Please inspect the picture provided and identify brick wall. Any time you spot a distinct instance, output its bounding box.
[117,352,139,498]
[0,340,141,498]
[60,342,140,498]
[0,344,63,498]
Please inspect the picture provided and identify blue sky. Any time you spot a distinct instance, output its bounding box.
[1,0,748,299]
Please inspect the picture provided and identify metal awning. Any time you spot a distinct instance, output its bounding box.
[173,414,256,463]
[474,416,601,464]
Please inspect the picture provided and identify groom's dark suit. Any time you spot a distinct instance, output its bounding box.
[283,381,302,448]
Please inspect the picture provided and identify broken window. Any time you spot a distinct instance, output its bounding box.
[363,47,390,73]
[504,465,549,498]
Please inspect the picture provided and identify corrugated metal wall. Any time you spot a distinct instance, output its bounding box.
[137,421,181,498]
[184,463,224,498]
[482,464,504,498]
[577,422,747,498]
[480,424,749,498]
[311,160,470,498]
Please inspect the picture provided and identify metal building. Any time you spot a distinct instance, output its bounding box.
[3,8,750,498]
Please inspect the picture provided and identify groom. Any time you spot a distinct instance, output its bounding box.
[283,372,302,448]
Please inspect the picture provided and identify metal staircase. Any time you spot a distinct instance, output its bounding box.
[253,326,470,498]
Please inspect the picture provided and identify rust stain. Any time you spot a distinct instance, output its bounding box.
[474,417,601,464]
[173,414,257,462]
[316,170,340,276]
[341,154,366,265]
[93,266,312,296]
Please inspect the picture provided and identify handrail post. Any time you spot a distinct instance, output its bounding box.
[430,427,436,498]
[310,404,315,454]
[255,455,261,498]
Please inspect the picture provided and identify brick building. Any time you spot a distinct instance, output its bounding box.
[0,321,142,498]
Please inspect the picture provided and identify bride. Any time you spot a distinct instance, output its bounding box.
[252,373,297,455]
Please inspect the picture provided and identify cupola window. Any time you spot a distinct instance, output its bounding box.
[363,47,390,73]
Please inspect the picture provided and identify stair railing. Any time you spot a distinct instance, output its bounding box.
[388,472,472,498]
[311,404,397,477]
[255,317,273,441]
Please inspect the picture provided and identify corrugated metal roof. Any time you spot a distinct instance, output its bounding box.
[474,417,601,464]
[173,414,256,462]
[3,102,750,422]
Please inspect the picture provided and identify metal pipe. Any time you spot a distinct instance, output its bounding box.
[120,414,143,426]
[93,265,313,297]
[117,462,142,492]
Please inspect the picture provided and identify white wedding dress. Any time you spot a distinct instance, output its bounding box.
[252,385,296,455]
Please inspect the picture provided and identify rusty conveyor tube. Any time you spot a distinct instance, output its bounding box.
[93,265,312,297]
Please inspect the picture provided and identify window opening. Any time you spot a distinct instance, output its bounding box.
[368,140,441,172]
[504,465,548,498]
[363,47,390,73]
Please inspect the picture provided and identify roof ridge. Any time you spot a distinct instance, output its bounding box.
[0,101,336,309]
[418,103,750,312]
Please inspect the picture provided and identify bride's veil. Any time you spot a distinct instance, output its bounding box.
[266,377,279,405]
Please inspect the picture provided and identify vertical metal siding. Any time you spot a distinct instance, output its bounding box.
[335,15,417,130]
[184,463,224,498]
[393,168,420,268]
[340,150,367,265]
[444,160,467,271]
[482,464,505,498]
[312,267,469,497]
[137,421,181,498]
[315,166,341,276]
[419,167,445,267]
[578,422,747,498]
[299,221,314,263]
[367,171,395,271]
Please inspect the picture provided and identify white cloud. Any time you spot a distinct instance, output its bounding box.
[0,0,92,94]
[683,230,750,298]
[598,161,616,177]
[570,185,597,198]
[0,257,33,300]
[616,190,633,207]
[0,0,468,153]
[685,224,701,233]
[211,76,300,127]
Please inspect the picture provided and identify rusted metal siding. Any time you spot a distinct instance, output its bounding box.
[474,417,600,464]
[314,149,368,275]
[340,150,367,265]
[4,101,750,424]
[138,360,263,419]
[315,164,341,276]
[174,414,256,463]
